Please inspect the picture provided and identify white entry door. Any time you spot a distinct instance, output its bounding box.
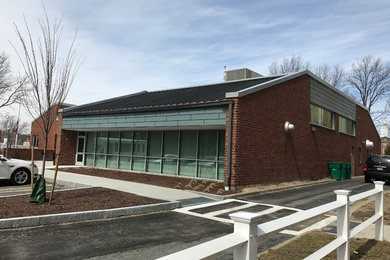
[76,132,86,166]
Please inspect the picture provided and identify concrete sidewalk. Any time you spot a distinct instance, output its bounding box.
[43,167,222,205]
[354,224,390,242]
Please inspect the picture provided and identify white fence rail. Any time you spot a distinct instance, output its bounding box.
[158,181,385,260]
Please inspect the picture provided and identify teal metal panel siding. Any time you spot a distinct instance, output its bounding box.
[310,79,356,120]
[62,107,227,130]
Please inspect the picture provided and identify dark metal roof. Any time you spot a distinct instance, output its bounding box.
[63,75,282,116]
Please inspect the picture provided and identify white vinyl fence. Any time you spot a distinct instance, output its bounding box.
[158,181,385,260]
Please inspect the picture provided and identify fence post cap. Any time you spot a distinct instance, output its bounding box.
[334,190,352,196]
[229,211,261,223]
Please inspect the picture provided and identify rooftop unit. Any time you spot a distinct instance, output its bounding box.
[223,68,262,81]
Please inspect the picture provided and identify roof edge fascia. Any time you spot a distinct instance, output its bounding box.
[226,69,367,111]
[62,100,231,117]
[225,70,307,98]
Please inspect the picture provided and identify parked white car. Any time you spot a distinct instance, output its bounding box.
[0,156,39,185]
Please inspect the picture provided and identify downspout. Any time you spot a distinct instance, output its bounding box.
[225,101,233,191]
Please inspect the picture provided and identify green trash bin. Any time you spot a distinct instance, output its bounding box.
[328,162,341,180]
[345,163,351,179]
[340,163,347,180]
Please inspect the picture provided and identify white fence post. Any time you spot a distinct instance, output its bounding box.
[374,181,385,241]
[229,212,261,260]
[335,190,352,260]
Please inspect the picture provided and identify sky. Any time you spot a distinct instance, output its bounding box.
[0,0,390,128]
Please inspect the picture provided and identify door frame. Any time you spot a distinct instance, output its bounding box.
[75,132,86,166]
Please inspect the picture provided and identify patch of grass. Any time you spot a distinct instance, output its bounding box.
[259,230,390,259]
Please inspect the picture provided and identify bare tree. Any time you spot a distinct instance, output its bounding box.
[314,64,345,90]
[11,9,80,178]
[345,56,390,112]
[0,114,29,145]
[0,52,23,111]
[269,55,310,75]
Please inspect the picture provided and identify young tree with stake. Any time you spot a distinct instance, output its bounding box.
[11,9,80,178]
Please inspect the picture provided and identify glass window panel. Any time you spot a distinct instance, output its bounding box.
[162,159,177,175]
[120,131,133,155]
[339,116,355,135]
[86,132,96,153]
[119,156,131,170]
[198,161,216,179]
[146,158,161,173]
[310,104,333,129]
[163,131,179,158]
[132,157,145,171]
[96,132,108,154]
[180,131,197,159]
[198,130,217,160]
[147,131,162,156]
[107,155,118,169]
[218,130,225,161]
[95,155,106,168]
[133,131,147,156]
[217,162,224,180]
[76,154,83,162]
[179,160,196,177]
[85,154,94,167]
[108,132,120,154]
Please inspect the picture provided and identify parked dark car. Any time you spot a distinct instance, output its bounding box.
[364,154,390,183]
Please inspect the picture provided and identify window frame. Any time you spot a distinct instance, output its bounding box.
[338,115,356,136]
[32,135,39,148]
[310,104,334,130]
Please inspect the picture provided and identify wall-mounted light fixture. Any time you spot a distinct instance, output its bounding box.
[365,139,374,150]
[284,121,295,133]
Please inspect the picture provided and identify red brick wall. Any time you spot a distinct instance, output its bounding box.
[1,148,55,161]
[30,104,63,154]
[58,130,77,165]
[229,75,380,187]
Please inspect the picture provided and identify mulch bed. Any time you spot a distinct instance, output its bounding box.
[0,187,164,219]
[59,167,231,195]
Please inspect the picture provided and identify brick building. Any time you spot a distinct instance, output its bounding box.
[30,104,74,154]
[58,69,380,189]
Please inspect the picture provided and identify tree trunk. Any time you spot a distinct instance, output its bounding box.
[41,133,48,178]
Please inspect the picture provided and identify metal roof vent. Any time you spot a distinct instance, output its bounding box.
[223,68,262,81]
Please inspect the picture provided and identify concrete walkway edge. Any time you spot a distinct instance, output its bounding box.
[0,201,181,229]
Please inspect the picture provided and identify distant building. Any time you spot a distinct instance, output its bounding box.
[380,120,390,155]
[380,119,388,138]
[381,137,390,155]
[57,69,380,188]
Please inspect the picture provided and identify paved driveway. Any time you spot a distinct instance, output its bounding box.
[238,177,387,210]
[0,211,233,260]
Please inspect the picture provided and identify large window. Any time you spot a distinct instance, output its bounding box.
[82,129,225,180]
[310,104,333,129]
[339,116,355,136]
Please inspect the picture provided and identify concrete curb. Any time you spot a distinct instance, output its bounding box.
[45,176,92,189]
[0,201,181,229]
[226,178,337,199]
